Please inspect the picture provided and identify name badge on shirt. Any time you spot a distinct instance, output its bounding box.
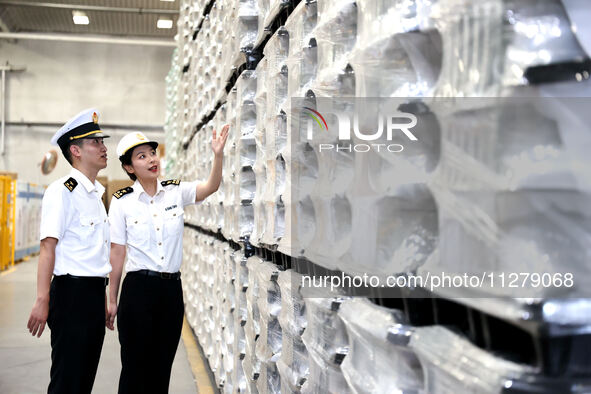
[165,204,178,211]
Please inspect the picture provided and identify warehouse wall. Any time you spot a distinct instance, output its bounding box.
[0,38,173,184]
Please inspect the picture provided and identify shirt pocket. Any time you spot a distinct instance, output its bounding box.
[78,215,101,240]
[125,216,150,248]
[163,207,184,240]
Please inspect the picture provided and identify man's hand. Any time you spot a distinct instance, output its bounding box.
[211,124,229,156]
[28,237,57,338]
[27,296,49,338]
[106,302,118,331]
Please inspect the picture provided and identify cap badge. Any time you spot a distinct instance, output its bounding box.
[92,112,99,123]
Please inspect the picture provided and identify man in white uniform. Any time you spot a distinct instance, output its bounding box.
[27,108,111,394]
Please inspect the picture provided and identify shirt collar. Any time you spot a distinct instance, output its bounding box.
[70,168,104,195]
[133,179,164,199]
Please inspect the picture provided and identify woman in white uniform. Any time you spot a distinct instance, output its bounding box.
[107,127,228,394]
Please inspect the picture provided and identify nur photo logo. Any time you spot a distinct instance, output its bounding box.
[303,104,419,153]
[303,107,329,132]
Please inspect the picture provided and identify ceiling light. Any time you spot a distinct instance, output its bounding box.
[72,11,89,25]
[157,18,173,29]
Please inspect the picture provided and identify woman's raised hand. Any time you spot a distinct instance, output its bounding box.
[212,124,230,156]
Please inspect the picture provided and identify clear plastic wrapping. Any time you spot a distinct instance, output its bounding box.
[342,183,439,278]
[222,0,259,83]
[223,89,238,240]
[222,312,235,390]
[311,0,357,97]
[303,192,352,271]
[339,298,424,393]
[255,263,283,360]
[256,354,282,394]
[255,260,282,318]
[180,234,244,391]
[562,0,591,57]
[172,1,591,393]
[280,1,320,258]
[301,349,351,394]
[236,70,258,163]
[277,330,309,393]
[286,0,319,98]
[253,259,283,393]
[235,254,250,323]
[432,0,588,96]
[181,229,199,329]
[277,270,307,336]
[164,47,182,176]
[351,0,441,97]
[276,270,309,392]
[232,70,259,241]
[233,320,248,393]
[264,27,290,162]
[250,257,282,393]
[301,297,348,366]
[261,154,287,247]
[237,0,260,52]
[244,256,263,383]
[187,2,227,121]
[267,0,291,28]
[410,326,536,394]
[255,0,291,47]
[255,0,271,46]
[418,92,591,299]
[252,58,269,247]
[282,101,322,256]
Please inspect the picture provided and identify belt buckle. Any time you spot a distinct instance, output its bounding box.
[160,272,172,279]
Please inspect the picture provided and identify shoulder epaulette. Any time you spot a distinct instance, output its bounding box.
[161,179,180,187]
[113,187,133,199]
[63,177,78,192]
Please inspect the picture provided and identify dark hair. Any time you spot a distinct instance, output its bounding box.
[61,139,85,165]
[119,149,137,181]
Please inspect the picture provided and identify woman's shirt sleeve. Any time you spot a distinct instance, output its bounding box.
[181,180,200,207]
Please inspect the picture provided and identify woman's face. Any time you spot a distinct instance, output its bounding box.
[126,144,160,181]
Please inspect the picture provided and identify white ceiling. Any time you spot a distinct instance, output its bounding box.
[0,0,179,38]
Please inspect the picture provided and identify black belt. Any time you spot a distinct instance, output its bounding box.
[129,269,181,280]
[54,274,109,286]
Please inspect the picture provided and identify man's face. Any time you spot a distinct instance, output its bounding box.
[77,137,108,170]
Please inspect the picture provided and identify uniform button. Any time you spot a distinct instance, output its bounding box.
[158,242,162,246]
[150,201,154,204]
[173,213,176,216]
[134,221,138,224]
[153,214,157,217]
[104,219,107,223]
[156,228,160,231]
[90,222,93,225]
[161,257,164,260]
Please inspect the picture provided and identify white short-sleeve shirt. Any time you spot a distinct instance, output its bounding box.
[40,168,111,277]
[109,179,198,273]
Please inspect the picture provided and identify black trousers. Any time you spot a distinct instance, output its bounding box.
[47,276,107,394]
[117,272,184,394]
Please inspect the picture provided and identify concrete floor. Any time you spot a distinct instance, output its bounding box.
[0,257,199,394]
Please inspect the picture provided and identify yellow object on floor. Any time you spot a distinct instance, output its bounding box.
[0,175,17,271]
[182,317,215,394]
